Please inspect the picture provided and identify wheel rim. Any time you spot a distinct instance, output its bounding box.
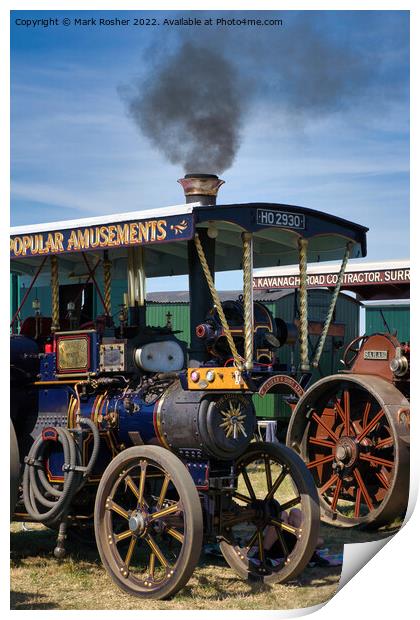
[96,451,198,597]
[220,443,319,582]
[293,378,409,527]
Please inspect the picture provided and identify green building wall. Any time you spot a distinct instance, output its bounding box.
[365,305,410,341]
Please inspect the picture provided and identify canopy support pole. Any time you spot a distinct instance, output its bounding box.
[50,255,60,333]
[312,242,353,368]
[194,233,243,370]
[298,238,310,371]
[103,250,112,318]
[242,232,254,371]
[127,247,146,327]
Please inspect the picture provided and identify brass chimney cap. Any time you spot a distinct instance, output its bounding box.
[178,174,225,197]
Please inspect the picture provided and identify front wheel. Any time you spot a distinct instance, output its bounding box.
[94,446,203,600]
[219,442,320,584]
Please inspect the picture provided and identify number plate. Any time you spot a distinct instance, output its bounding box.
[256,209,306,230]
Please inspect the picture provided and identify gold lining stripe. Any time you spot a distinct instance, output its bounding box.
[154,389,170,450]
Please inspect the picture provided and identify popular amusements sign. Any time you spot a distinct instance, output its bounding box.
[10,214,194,259]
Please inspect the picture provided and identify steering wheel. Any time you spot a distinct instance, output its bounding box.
[342,335,369,368]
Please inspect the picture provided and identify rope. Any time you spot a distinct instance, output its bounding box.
[312,242,353,368]
[242,232,254,370]
[50,255,60,333]
[103,253,112,316]
[194,233,243,369]
[298,238,309,371]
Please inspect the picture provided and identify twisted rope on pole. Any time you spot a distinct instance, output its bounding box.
[103,252,112,316]
[194,233,243,369]
[242,232,254,371]
[312,242,353,368]
[298,238,309,371]
[50,255,60,333]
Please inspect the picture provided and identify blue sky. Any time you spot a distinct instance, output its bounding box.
[10,10,409,290]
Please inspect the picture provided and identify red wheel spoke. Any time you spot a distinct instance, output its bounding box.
[376,471,391,490]
[312,413,339,442]
[336,397,358,436]
[359,453,394,469]
[330,478,342,512]
[376,437,393,450]
[354,487,362,518]
[357,410,385,442]
[362,401,372,429]
[309,437,336,449]
[334,399,346,425]
[344,390,351,436]
[306,454,334,470]
[319,473,339,495]
[353,467,374,512]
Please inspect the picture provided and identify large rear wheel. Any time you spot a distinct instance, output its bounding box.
[94,446,203,599]
[287,375,410,528]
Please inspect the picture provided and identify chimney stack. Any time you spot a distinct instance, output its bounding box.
[178,173,224,205]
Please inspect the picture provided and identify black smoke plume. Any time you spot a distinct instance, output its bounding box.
[124,14,401,174]
[126,42,244,174]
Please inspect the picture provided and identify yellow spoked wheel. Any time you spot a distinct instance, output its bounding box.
[94,446,203,600]
[220,442,320,584]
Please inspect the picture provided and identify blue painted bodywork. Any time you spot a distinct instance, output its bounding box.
[44,387,160,481]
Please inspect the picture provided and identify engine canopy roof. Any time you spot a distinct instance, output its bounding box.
[10,201,368,279]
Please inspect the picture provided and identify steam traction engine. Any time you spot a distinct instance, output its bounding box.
[10,174,368,599]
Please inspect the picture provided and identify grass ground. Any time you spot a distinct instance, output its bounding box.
[10,521,398,610]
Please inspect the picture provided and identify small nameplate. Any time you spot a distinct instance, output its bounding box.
[57,336,89,372]
[363,350,388,360]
